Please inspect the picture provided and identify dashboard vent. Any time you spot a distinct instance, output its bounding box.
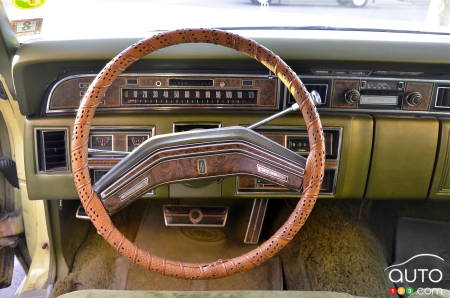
[36,129,68,172]
[287,83,328,106]
[435,86,450,109]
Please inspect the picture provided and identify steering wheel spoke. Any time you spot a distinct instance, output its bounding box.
[95,126,306,214]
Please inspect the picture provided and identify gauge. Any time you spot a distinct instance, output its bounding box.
[286,135,310,154]
[127,135,149,152]
[90,135,113,150]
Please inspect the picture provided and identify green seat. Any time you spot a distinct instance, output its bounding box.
[59,290,363,298]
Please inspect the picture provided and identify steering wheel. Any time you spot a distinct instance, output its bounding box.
[71,29,325,279]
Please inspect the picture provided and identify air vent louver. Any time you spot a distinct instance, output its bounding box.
[37,129,68,172]
[287,83,328,106]
[435,86,450,109]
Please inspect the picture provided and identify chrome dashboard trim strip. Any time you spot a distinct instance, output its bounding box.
[89,166,155,197]
[296,76,450,83]
[244,198,269,244]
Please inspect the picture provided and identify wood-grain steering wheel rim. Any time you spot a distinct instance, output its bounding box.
[71,29,325,279]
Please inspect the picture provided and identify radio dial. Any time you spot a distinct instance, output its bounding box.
[405,91,423,107]
[344,89,360,104]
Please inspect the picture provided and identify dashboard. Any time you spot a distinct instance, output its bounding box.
[30,71,450,201]
[12,30,450,204]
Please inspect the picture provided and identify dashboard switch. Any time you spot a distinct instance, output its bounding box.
[344,89,361,104]
[405,91,423,107]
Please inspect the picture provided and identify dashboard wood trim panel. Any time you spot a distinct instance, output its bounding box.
[45,73,450,116]
[402,82,433,111]
[100,141,305,214]
[46,73,280,114]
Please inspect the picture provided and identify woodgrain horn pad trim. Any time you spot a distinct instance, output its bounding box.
[100,141,305,214]
[71,28,325,279]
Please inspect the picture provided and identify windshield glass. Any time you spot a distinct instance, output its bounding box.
[2,0,450,41]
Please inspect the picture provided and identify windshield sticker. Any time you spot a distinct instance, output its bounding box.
[10,18,42,36]
[12,0,46,10]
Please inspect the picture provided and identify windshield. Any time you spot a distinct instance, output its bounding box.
[2,0,450,40]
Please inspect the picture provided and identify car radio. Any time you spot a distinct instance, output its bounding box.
[358,80,405,106]
[331,79,433,111]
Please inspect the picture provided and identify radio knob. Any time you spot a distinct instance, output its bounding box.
[405,91,423,107]
[344,89,360,104]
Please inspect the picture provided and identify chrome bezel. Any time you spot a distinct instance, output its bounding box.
[34,127,70,175]
[163,204,228,227]
[125,134,152,152]
[434,86,450,109]
[89,134,114,151]
[286,82,329,106]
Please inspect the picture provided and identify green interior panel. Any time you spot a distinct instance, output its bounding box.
[25,114,373,201]
[365,117,439,200]
[0,2,18,96]
[429,120,450,199]
[223,114,373,200]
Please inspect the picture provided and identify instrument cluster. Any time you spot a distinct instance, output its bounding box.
[46,74,279,114]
